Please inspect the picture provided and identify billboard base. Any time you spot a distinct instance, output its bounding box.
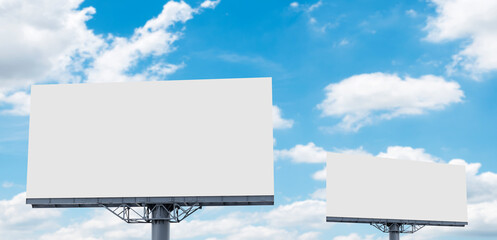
[103,203,202,240]
[371,222,425,240]
[152,205,171,240]
[388,224,399,240]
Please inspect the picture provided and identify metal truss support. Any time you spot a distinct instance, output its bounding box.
[371,222,425,240]
[102,203,202,224]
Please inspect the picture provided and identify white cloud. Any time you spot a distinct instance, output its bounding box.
[0,192,61,240]
[307,1,322,12]
[312,167,326,181]
[0,0,219,115]
[39,209,148,240]
[377,146,440,163]
[0,0,102,91]
[200,0,221,9]
[298,232,321,240]
[405,9,417,17]
[274,142,326,163]
[425,0,497,78]
[0,0,103,115]
[264,200,328,229]
[334,146,372,156]
[338,39,349,46]
[34,198,327,240]
[463,199,497,235]
[0,91,30,116]
[225,226,299,240]
[273,105,294,129]
[332,233,380,240]
[290,0,335,33]
[310,188,326,200]
[85,0,195,83]
[317,73,464,132]
[1,182,14,188]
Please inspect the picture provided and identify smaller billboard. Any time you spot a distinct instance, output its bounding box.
[326,152,467,226]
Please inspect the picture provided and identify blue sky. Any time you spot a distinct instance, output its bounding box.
[1,0,497,239]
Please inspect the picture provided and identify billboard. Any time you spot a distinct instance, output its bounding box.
[326,152,468,226]
[27,78,273,207]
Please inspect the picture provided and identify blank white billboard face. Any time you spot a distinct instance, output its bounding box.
[326,153,468,224]
[27,78,273,201]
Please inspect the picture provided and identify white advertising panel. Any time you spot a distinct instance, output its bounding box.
[27,78,273,202]
[326,152,467,224]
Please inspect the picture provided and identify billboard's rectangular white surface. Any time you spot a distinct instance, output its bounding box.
[27,78,273,203]
[326,153,467,225]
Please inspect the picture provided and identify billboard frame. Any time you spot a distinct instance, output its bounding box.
[27,195,274,208]
[26,77,275,240]
[326,216,467,227]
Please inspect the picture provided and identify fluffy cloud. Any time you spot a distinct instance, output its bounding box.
[332,233,380,240]
[0,190,327,240]
[0,0,103,115]
[0,0,102,91]
[317,73,464,132]
[377,146,440,163]
[0,91,30,115]
[200,0,221,9]
[33,198,327,240]
[0,192,61,240]
[273,105,294,129]
[85,0,195,83]
[274,142,326,163]
[264,200,328,229]
[0,0,218,115]
[425,0,497,77]
[39,210,148,240]
[312,167,326,181]
[310,188,326,200]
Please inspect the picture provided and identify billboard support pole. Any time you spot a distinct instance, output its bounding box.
[152,205,170,240]
[388,223,400,240]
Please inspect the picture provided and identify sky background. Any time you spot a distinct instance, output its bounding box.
[1,0,497,239]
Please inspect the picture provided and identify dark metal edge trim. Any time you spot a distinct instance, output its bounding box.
[27,195,274,208]
[326,216,467,227]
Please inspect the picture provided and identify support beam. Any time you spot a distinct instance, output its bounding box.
[389,223,400,240]
[151,205,170,240]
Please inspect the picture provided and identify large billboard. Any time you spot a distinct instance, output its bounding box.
[326,153,467,226]
[27,78,273,207]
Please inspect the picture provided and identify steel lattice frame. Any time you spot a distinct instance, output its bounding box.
[371,222,425,233]
[102,203,202,223]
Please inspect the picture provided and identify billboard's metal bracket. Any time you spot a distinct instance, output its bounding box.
[371,223,425,240]
[102,203,202,223]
